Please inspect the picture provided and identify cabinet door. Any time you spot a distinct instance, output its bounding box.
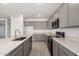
[54,10,59,20]
[68,3,79,27]
[9,43,23,56]
[59,48,67,56]
[59,44,76,56]
[24,44,30,56]
[15,49,23,56]
[44,35,47,44]
[47,8,59,29]
[27,36,32,51]
[59,3,68,27]
[24,36,32,56]
[53,40,59,56]
[33,34,45,42]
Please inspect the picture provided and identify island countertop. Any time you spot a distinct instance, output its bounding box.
[0,35,32,56]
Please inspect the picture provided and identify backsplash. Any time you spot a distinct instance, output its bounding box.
[55,28,79,40]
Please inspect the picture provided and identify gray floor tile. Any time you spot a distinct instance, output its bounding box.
[29,42,50,56]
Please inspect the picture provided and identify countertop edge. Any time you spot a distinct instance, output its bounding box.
[0,35,32,56]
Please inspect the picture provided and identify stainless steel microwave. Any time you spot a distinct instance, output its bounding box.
[52,18,59,29]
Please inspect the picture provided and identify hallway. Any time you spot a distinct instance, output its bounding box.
[29,42,50,56]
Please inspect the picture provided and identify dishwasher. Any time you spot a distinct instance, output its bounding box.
[47,36,53,56]
[47,31,65,56]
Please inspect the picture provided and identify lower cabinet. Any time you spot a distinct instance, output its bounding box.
[53,40,59,56]
[52,40,77,56]
[24,37,32,56]
[59,44,77,56]
[24,44,30,56]
[15,48,24,56]
[59,48,67,56]
[8,43,24,56]
[33,34,45,42]
[44,34,47,45]
[8,36,32,56]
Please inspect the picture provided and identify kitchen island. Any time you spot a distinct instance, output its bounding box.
[0,35,32,56]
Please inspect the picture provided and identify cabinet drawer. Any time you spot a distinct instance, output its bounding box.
[59,44,77,56]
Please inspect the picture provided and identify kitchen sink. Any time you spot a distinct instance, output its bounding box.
[12,37,27,41]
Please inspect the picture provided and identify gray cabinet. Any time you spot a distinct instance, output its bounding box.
[59,3,68,27]
[48,3,79,28]
[8,36,32,56]
[15,48,24,56]
[53,40,59,56]
[54,10,59,20]
[8,43,24,56]
[33,34,45,42]
[59,3,79,27]
[24,43,30,56]
[59,44,76,56]
[52,40,76,56]
[59,48,67,56]
[44,35,48,45]
[24,36,32,56]
[52,10,59,23]
[24,21,47,30]
[68,3,79,27]
[47,10,59,29]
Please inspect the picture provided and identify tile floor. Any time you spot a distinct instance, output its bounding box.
[29,42,50,56]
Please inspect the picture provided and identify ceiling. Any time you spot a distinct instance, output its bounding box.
[0,3,61,19]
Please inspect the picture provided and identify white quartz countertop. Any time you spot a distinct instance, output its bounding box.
[0,35,32,56]
[52,37,79,56]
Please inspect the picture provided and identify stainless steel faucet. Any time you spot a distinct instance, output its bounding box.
[15,29,21,38]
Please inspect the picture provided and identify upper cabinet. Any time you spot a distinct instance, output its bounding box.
[68,3,79,27]
[47,3,68,29]
[59,3,68,27]
[47,10,59,29]
[48,3,79,29]
[53,10,59,21]
[59,3,79,27]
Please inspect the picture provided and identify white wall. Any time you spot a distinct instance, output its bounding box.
[11,15,24,37]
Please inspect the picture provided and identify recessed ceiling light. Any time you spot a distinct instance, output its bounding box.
[38,14,41,17]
